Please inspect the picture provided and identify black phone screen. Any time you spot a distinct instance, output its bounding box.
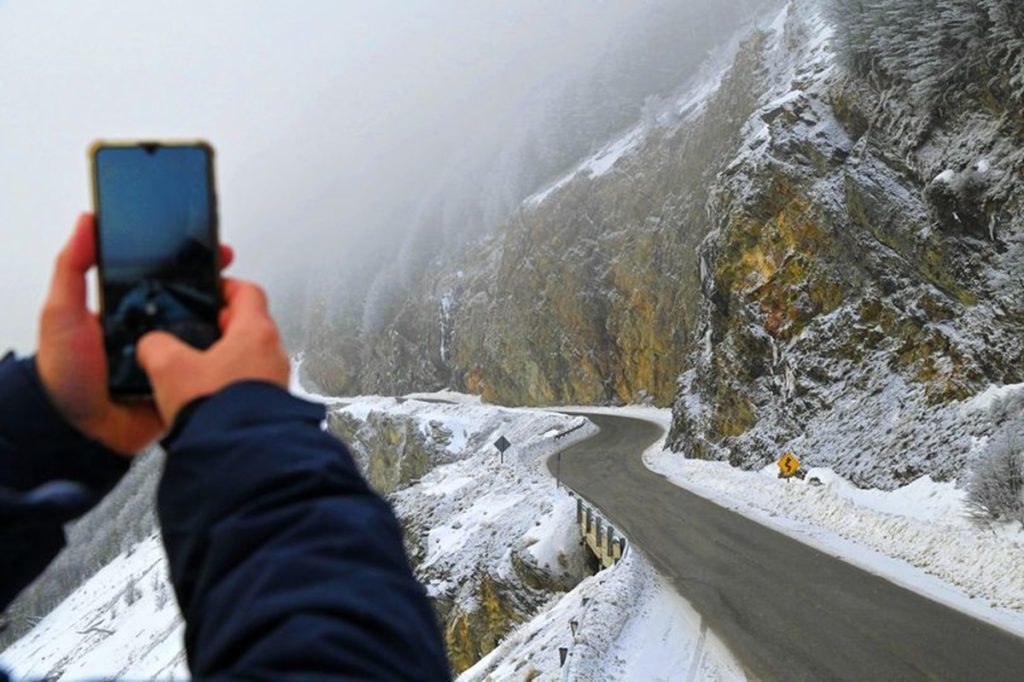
[93,143,220,397]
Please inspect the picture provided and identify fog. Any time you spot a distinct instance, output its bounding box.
[0,0,759,353]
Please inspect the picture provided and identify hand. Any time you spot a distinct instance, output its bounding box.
[137,279,290,425]
[37,213,234,455]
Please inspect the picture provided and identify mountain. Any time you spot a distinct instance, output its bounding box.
[301,0,1024,489]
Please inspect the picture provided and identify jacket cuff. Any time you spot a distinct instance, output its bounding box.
[0,353,129,494]
[163,381,326,450]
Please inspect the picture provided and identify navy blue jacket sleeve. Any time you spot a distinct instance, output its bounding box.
[159,382,451,681]
[0,353,130,611]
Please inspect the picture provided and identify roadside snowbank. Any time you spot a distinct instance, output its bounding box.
[646,450,1024,636]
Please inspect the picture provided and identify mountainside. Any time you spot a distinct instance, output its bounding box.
[303,0,1023,489]
[301,12,777,405]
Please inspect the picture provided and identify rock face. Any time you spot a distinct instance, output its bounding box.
[303,22,773,408]
[329,409,462,495]
[668,1,1024,488]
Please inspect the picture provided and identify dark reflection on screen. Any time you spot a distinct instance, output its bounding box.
[95,145,219,395]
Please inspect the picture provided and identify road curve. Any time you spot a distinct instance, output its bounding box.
[548,413,1024,682]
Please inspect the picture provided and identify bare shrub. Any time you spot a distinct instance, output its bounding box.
[966,391,1024,525]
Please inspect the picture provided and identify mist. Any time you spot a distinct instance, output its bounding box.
[0,0,761,353]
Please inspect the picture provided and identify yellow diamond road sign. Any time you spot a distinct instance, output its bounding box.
[777,452,800,478]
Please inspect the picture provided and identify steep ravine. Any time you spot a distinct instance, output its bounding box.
[328,398,594,673]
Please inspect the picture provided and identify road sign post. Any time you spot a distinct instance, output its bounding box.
[493,435,511,465]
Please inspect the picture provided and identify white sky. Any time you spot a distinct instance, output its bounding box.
[0,0,640,352]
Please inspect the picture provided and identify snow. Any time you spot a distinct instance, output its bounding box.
[0,536,187,681]
[287,353,347,408]
[525,127,644,207]
[612,575,746,682]
[522,495,579,572]
[440,290,455,363]
[403,389,484,405]
[553,404,672,430]
[524,16,745,210]
[383,400,598,608]
[336,393,583,461]
[962,382,1024,413]
[458,550,747,682]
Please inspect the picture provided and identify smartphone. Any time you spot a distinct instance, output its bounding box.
[90,140,222,398]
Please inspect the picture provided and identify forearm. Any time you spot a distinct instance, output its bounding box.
[160,382,450,681]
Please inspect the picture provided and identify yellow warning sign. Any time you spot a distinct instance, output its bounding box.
[777,452,801,478]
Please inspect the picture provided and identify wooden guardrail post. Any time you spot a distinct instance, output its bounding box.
[574,499,627,567]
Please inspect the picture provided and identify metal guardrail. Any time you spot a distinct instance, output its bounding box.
[572,494,626,569]
[554,422,587,440]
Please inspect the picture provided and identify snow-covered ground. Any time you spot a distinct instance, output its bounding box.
[459,550,747,682]
[0,536,186,680]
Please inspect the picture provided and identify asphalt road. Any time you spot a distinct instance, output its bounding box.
[547,413,1024,682]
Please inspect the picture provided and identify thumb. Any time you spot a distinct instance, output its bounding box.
[137,331,200,377]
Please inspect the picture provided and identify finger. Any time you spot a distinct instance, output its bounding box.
[222,278,269,319]
[219,244,234,271]
[46,213,96,313]
[137,331,201,377]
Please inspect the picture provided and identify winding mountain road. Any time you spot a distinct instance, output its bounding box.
[548,413,1024,682]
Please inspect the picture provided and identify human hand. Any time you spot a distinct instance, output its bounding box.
[37,213,234,455]
[137,279,290,425]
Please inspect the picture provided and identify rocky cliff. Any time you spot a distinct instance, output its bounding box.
[669,0,1024,488]
[302,15,777,407]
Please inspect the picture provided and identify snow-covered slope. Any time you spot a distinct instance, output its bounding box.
[331,395,599,671]
[0,536,185,680]
[459,550,747,682]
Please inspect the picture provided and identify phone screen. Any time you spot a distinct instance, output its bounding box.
[93,143,221,397]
